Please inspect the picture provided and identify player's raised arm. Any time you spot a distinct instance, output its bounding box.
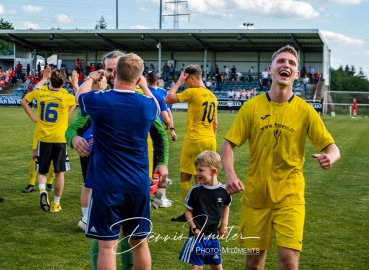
[165,70,187,104]
[75,70,104,102]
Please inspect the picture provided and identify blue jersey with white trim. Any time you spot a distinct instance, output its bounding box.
[79,89,158,195]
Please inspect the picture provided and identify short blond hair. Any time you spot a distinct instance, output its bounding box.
[115,53,144,85]
[194,150,222,172]
[271,45,300,65]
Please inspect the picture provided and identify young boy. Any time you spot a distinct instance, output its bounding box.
[179,150,231,270]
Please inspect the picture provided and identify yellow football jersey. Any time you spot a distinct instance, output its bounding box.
[225,93,334,208]
[25,85,76,143]
[177,87,217,141]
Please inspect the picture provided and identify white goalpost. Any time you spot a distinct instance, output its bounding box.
[323,91,369,116]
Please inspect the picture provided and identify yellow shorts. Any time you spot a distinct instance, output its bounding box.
[179,138,216,175]
[238,204,305,251]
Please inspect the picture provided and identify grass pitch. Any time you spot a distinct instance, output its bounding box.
[0,107,368,269]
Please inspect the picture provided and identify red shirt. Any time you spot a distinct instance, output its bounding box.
[16,63,22,71]
[78,73,84,81]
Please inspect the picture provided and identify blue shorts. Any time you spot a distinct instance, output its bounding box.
[86,189,151,241]
[179,236,222,266]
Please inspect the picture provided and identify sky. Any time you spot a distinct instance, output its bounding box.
[1,0,369,76]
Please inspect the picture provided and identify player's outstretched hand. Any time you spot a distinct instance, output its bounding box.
[72,136,90,158]
[226,176,244,195]
[311,153,333,170]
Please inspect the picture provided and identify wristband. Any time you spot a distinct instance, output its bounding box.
[86,76,94,82]
[170,127,175,131]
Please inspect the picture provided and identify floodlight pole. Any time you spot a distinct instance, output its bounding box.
[160,0,162,29]
[116,0,118,29]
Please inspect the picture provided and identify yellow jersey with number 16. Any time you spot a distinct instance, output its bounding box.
[25,85,76,143]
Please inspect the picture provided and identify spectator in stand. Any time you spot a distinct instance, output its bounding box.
[10,68,16,86]
[78,72,84,86]
[206,79,214,90]
[180,63,186,73]
[223,66,229,82]
[262,68,269,87]
[236,71,243,82]
[16,61,23,80]
[169,63,175,77]
[76,58,82,69]
[234,88,241,100]
[314,72,321,84]
[214,65,223,90]
[163,63,170,79]
[149,63,155,72]
[90,64,96,72]
[227,89,235,99]
[302,74,309,95]
[308,66,315,83]
[27,64,31,76]
[259,73,264,92]
[240,89,247,100]
[251,87,256,98]
[301,66,307,78]
[231,65,237,81]
[248,66,254,82]
[37,62,41,78]
[246,89,252,99]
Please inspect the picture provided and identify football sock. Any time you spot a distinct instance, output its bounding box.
[54,196,60,203]
[39,184,46,191]
[47,163,55,185]
[91,240,99,270]
[180,181,192,200]
[82,207,88,222]
[29,160,37,186]
[119,236,133,270]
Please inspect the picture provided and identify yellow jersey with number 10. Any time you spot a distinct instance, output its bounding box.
[177,87,217,141]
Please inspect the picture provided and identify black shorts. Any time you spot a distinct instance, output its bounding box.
[80,156,90,183]
[36,141,70,174]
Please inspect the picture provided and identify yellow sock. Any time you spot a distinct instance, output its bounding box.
[180,181,192,200]
[29,160,37,186]
[47,163,55,185]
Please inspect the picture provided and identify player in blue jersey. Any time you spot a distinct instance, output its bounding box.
[76,53,159,270]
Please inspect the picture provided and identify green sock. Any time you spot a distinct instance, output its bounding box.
[91,240,99,270]
[119,236,133,270]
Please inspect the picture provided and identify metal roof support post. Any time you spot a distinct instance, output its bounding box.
[203,49,207,79]
[210,51,214,77]
[157,42,162,75]
[33,49,37,75]
[44,52,47,66]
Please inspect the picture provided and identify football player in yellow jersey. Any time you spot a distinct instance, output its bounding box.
[165,65,218,222]
[21,66,77,213]
[22,85,75,194]
[221,45,340,270]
